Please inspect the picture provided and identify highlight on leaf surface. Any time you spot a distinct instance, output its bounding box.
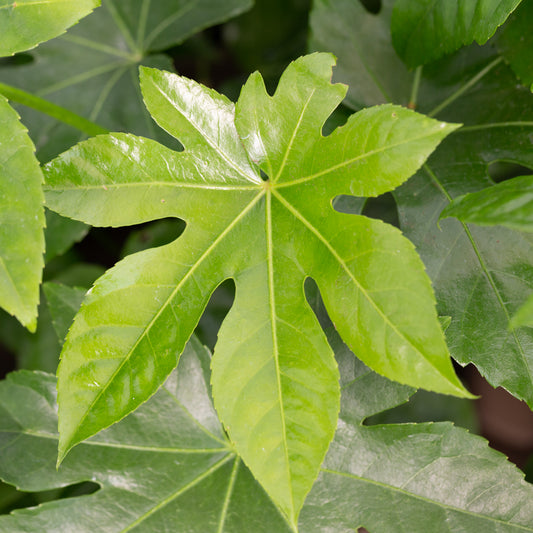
[43,52,468,525]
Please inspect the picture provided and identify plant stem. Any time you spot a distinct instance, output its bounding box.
[0,82,109,136]
[408,66,423,109]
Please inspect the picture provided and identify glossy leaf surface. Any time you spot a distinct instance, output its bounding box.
[310,2,533,406]
[0,0,252,161]
[391,0,522,67]
[43,53,466,524]
[0,95,44,331]
[1,353,531,532]
[441,175,533,231]
[0,0,100,57]
[0,341,293,533]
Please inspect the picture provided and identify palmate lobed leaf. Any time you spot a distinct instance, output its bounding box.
[0,0,100,57]
[43,53,468,524]
[1,353,532,532]
[391,0,523,68]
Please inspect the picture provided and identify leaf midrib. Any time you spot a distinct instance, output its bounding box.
[321,466,533,531]
[62,192,265,455]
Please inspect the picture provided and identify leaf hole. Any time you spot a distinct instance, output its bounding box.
[358,0,381,14]
[195,279,236,350]
[488,161,533,184]
[361,192,400,228]
[260,169,269,181]
[0,52,34,67]
[0,481,99,515]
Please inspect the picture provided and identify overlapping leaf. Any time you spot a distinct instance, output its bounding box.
[310,0,533,406]
[0,95,44,331]
[496,0,533,89]
[0,341,295,533]
[43,53,466,524]
[0,0,253,161]
[0,0,100,57]
[1,349,531,532]
[391,0,523,67]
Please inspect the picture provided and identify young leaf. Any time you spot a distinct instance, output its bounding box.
[0,0,100,57]
[0,341,294,533]
[441,175,533,231]
[0,95,44,331]
[391,0,523,68]
[44,53,467,524]
[0,0,253,160]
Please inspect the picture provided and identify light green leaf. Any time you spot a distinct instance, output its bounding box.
[441,174,533,231]
[0,0,100,57]
[0,0,253,161]
[44,53,466,524]
[0,95,44,331]
[391,0,523,67]
[497,0,533,89]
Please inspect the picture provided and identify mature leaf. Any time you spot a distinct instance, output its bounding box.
[309,0,412,109]
[311,0,533,406]
[0,341,294,533]
[391,0,523,67]
[43,53,466,524]
[441,174,533,231]
[0,0,253,161]
[0,0,100,57]
[0,95,44,331]
[1,350,530,532]
[497,0,533,89]
[395,54,533,406]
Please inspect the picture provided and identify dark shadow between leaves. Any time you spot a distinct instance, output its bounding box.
[0,481,99,516]
[488,160,533,183]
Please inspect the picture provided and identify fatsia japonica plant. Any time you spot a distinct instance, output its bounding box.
[1,0,533,532]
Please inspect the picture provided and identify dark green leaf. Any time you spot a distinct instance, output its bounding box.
[0,0,253,160]
[0,0,100,57]
[0,340,293,532]
[497,0,533,89]
[391,0,523,67]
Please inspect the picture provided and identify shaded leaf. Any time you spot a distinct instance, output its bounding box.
[43,53,465,524]
[311,0,533,406]
[309,0,412,109]
[391,0,522,67]
[0,0,100,57]
[0,349,530,532]
[496,0,533,89]
[44,210,88,262]
[0,95,44,331]
[0,0,253,161]
[0,341,293,533]
[441,174,533,231]
[43,283,86,345]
